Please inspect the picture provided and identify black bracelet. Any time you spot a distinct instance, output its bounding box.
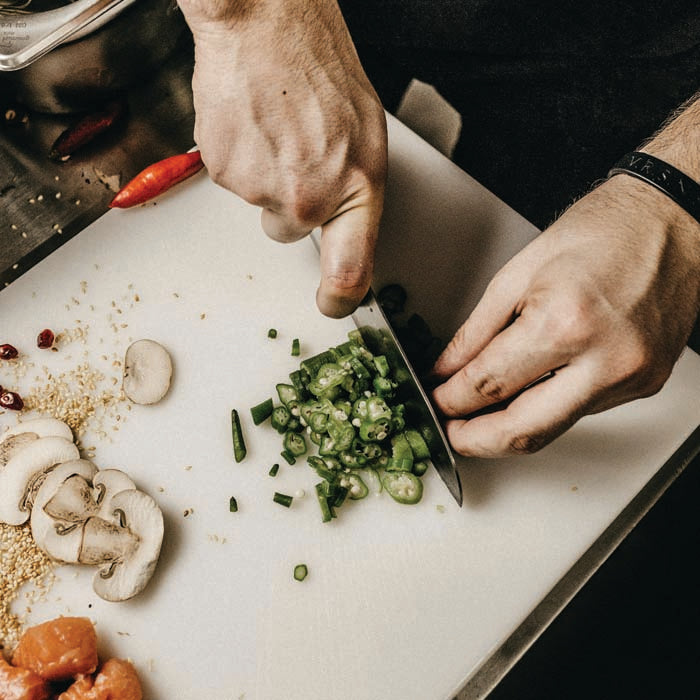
[607,151,700,226]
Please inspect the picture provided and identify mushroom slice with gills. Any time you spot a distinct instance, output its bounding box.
[3,417,73,443]
[90,489,164,602]
[44,474,99,523]
[0,436,80,525]
[123,339,173,405]
[78,516,140,566]
[31,460,98,564]
[92,469,136,517]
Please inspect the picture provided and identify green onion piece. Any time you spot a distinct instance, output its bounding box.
[280,449,296,465]
[230,409,247,462]
[291,338,301,356]
[229,496,238,512]
[294,564,308,581]
[273,491,293,507]
[269,463,280,477]
[250,397,273,425]
[268,328,278,338]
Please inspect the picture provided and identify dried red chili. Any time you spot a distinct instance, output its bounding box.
[49,99,127,161]
[109,150,204,209]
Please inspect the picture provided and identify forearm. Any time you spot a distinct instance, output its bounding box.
[643,92,700,180]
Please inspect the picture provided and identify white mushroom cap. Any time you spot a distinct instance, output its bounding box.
[0,436,80,525]
[2,417,73,443]
[92,469,136,518]
[31,459,98,563]
[123,339,173,405]
[91,489,164,602]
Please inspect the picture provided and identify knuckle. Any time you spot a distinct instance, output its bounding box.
[615,341,670,396]
[462,363,508,404]
[508,429,551,455]
[543,297,597,350]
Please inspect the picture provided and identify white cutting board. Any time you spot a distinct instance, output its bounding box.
[1,116,699,700]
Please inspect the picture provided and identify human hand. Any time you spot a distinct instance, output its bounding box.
[177,0,387,318]
[430,175,700,457]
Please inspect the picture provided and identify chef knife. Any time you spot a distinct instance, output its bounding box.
[310,232,462,506]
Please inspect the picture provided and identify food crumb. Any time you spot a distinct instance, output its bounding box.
[436,504,446,513]
[183,508,194,517]
[184,465,192,471]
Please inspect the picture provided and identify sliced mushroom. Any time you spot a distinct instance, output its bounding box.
[78,516,140,566]
[92,469,136,516]
[0,432,39,469]
[31,460,98,563]
[44,474,100,523]
[90,489,164,602]
[123,339,173,405]
[0,436,80,525]
[3,417,73,443]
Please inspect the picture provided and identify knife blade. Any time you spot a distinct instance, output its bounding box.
[310,232,462,506]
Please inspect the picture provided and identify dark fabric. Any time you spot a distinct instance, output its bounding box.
[341,0,700,57]
[339,1,700,228]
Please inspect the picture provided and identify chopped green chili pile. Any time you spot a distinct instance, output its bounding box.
[254,322,435,521]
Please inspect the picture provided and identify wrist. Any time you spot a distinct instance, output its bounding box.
[641,93,700,181]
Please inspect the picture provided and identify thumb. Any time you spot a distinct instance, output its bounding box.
[316,193,383,318]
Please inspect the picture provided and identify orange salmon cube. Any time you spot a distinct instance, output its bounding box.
[12,617,99,682]
[0,655,51,700]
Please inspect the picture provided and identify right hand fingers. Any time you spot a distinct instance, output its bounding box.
[442,362,591,457]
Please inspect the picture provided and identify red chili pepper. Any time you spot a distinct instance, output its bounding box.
[49,99,127,161]
[108,150,204,208]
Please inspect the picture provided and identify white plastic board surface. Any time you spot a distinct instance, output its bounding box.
[1,116,699,700]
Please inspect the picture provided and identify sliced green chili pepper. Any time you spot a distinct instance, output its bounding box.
[280,449,297,465]
[268,328,278,338]
[273,491,294,507]
[271,405,291,433]
[327,419,355,451]
[229,496,238,512]
[294,564,308,581]
[373,354,390,377]
[291,338,301,356]
[308,411,329,433]
[276,383,299,406]
[283,430,307,457]
[230,409,247,462]
[381,470,423,504]
[412,460,429,477]
[388,432,414,471]
[269,463,280,477]
[250,397,273,425]
[405,429,431,460]
[339,472,369,500]
[359,417,392,442]
[315,482,334,522]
